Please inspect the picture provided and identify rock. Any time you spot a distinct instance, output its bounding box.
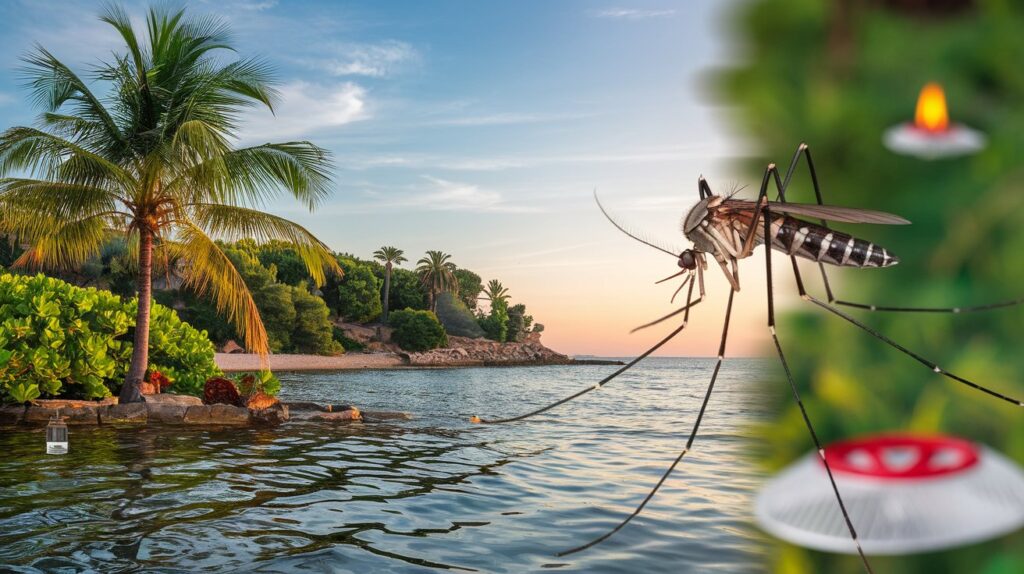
[182,404,250,425]
[145,403,188,423]
[313,407,361,422]
[144,393,203,407]
[249,403,289,425]
[34,398,117,409]
[361,410,411,422]
[221,339,245,354]
[0,405,26,425]
[63,406,100,425]
[23,405,61,424]
[283,401,329,412]
[100,403,148,424]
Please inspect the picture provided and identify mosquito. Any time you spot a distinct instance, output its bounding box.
[471,142,1024,572]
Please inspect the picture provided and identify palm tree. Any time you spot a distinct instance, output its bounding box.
[0,5,339,403]
[481,279,510,307]
[373,246,406,322]
[416,250,457,312]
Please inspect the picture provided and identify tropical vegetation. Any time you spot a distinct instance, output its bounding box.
[0,5,338,403]
[0,273,219,403]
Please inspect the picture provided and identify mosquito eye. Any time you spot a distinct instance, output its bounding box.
[678,251,696,270]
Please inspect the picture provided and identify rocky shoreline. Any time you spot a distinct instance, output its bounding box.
[0,394,408,429]
[217,326,625,371]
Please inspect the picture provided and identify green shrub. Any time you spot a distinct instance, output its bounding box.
[389,308,447,352]
[0,273,221,402]
[435,292,485,338]
[291,285,343,355]
[478,300,509,343]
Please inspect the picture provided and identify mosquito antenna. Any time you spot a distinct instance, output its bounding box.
[594,190,679,258]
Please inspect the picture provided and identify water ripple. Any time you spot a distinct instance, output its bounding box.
[0,358,769,573]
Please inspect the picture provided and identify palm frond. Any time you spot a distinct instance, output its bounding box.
[171,220,269,358]
[188,202,340,285]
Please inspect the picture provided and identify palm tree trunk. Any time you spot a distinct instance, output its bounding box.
[382,263,392,322]
[120,228,153,403]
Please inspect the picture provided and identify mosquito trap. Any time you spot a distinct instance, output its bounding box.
[755,434,1024,555]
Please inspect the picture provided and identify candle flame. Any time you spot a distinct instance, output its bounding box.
[914,83,949,132]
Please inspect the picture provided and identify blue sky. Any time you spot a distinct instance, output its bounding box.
[0,0,780,356]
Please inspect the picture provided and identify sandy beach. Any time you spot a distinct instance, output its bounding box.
[216,352,406,372]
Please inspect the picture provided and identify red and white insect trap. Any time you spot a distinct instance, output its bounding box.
[755,434,1024,555]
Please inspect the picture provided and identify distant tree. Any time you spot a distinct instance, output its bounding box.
[373,246,407,322]
[329,257,382,323]
[225,248,295,352]
[416,250,457,312]
[452,268,483,310]
[387,268,429,311]
[257,241,310,286]
[481,279,510,306]
[291,285,341,355]
[478,298,509,343]
[506,303,534,342]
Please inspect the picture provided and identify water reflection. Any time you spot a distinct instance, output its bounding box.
[0,358,769,573]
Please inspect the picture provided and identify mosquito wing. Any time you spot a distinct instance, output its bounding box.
[719,199,911,225]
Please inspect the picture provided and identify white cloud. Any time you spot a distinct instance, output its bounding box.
[234,0,278,10]
[308,40,419,77]
[590,8,677,20]
[410,176,534,212]
[238,81,368,142]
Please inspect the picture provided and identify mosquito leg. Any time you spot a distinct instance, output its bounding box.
[558,288,736,556]
[800,289,1024,407]
[783,143,1024,313]
[739,163,777,258]
[632,280,700,333]
[762,200,875,574]
[474,282,703,424]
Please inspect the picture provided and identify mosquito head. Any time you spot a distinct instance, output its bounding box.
[677,249,698,270]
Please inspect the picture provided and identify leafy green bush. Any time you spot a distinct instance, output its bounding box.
[384,268,429,311]
[328,257,382,323]
[452,268,483,310]
[435,292,485,338]
[478,299,509,342]
[389,308,447,352]
[0,273,220,402]
[292,285,343,355]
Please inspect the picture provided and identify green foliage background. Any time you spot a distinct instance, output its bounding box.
[0,273,220,402]
[721,1,1024,572]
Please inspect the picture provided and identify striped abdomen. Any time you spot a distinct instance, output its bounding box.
[767,216,898,268]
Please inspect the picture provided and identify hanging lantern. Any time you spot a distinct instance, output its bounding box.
[45,410,68,455]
